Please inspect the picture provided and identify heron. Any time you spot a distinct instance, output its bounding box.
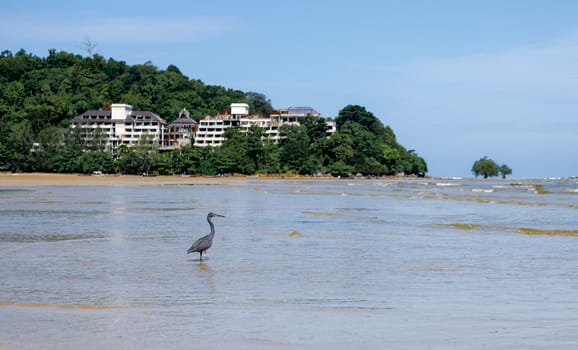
[187,212,225,261]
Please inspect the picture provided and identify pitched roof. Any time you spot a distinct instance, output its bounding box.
[71,109,167,125]
[169,108,197,126]
[131,111,167,125]
[288,107,320,115]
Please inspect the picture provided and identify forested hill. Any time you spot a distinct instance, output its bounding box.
[0,49,272,131]
[0,49,427,177]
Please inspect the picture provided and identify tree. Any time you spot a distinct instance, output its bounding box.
[326,160,355,177]
[33,126,64,172]
[499,164,512,179]
[260,142,281,175]
[339,121,385,174]
[85,126,108,152]
[78,151,115,174]
[301,116,328,143]
[134,133,158,174]
[116,145,137,174]
[246,125,265,172]
[7,120,34,171]
[81,37,98,58]
[325,132,354,165]
[403,150,428,177]
[472,156,499,178]
[335,105,385,137]
[245,91,273,116]
[199,146,219,175]
[116,133,158,174]
[63,126,87,156]
[219,127,253,174]
[179,145,202,174]
[382,144,402,174]
[330,105,427,176]
[278,124,311,174]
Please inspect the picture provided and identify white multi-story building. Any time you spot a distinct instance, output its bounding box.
[239,115,281,140]
[70,103,166,152]
[194,104,335,147]
[71,103,336,150]
[193,113,242,147]
[270,107,321,123]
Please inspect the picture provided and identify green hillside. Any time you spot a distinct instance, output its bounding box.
[0,49,427,176]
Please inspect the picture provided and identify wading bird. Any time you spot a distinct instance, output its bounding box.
[187,212,225,261]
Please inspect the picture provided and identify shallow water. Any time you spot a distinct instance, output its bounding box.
[1,178,577,349]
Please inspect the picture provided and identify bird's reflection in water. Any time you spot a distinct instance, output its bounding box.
[197,261,212,270]
[190,260,217,301]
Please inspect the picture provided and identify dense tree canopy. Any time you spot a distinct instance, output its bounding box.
[0,49,427,177]
[472,156,512,178]
[499,164,512,179]
[331,105,427,176]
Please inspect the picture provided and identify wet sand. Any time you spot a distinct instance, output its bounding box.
[0,172,312,187]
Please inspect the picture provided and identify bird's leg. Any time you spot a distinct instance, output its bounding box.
[199,251,203,261]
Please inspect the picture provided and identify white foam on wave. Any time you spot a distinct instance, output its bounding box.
[472,188,494,193]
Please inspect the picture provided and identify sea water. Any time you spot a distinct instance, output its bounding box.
[1,178,577,349]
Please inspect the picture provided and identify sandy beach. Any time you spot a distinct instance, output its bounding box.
[0,172,257,187]
[0,172,338,187]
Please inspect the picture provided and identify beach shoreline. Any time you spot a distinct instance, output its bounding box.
[0,172,342,187]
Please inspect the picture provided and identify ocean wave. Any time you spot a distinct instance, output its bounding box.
[471,188,494,193]
[436,182,457,187]
[0,232,106,242]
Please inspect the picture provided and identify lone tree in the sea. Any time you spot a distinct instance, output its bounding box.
[498,164,512,179]
[472,157,512,178]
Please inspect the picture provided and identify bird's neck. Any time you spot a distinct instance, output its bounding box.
[207,217,216,236]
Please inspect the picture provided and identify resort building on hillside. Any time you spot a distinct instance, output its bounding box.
[194,104,336,147]
[270,107,320,122]
[70,103,167,152]
[269,106,336,138]
[193,103,249,147]
[163,108,198,149]
[71,102,335,151]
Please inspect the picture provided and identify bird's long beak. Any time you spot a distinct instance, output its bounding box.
[215,213,225,217]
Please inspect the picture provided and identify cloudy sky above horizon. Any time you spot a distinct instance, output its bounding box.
[2,0,577,178]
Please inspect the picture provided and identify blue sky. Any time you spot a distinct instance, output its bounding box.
[2,0,578,178]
